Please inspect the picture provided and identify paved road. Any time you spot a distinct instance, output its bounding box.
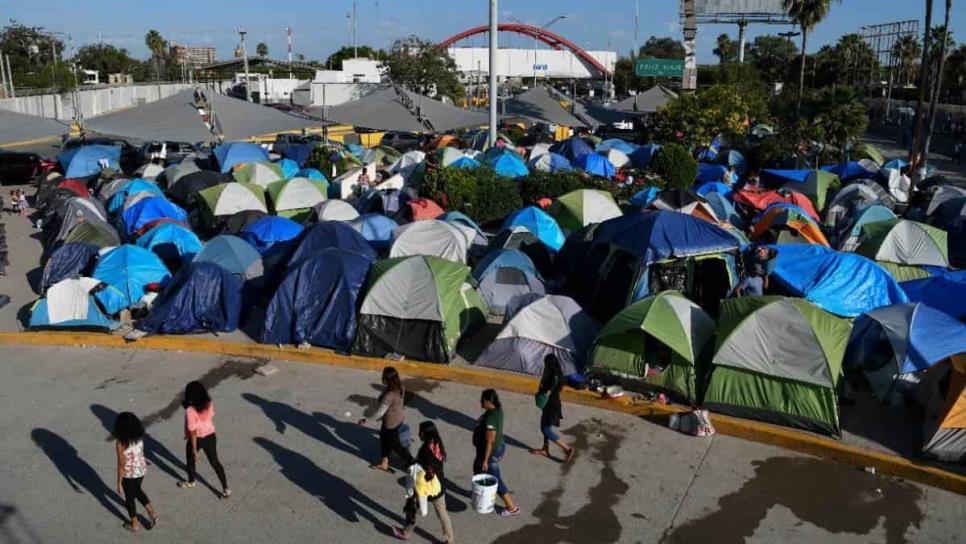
[0,346,962,544]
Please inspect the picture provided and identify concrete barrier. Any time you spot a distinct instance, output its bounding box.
[0,82,218,120]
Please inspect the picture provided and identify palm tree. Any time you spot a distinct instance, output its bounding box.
[144,30,166,80]
[782,0,837,119]
[256,42,269,57]
[892,34,921,86]
[713,34,736,64]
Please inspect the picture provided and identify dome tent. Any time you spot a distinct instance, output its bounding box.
[856,219,949,270]
[238,216,304,255]
[549,189,622,231]
[389,220,476,263]
[287,221,376,267]
[135,222,203,267]
[315,199,361,222]
[472,248,546,315]
[503,206,566,252]
[214,141,269,173]
[121,197,188,238]
[354,255,487,364]
[476,295,598,377]
[138,262,243,334]
[589,291,715,403]
[28,277,118,331]
[918,359,966,462]
[198,182,268,218]
[41,242,100,293]
[193,235,264,282]
[348,213,399,250]
[232,161,285,188]
[92,245,171,315]
[266,177,329,222]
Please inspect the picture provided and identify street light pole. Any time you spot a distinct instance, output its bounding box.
[488,0,498,146]
[238,28,251,102]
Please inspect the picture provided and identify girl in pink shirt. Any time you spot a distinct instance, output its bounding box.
[177,381,230,498]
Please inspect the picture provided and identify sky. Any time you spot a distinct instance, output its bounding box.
[3,0,962,64]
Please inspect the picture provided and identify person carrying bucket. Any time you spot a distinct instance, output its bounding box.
[392,421,454,542]
[472,389,519,517]
[530,354,575,462]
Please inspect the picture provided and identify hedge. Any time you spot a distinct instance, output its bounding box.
[422,166,522,225]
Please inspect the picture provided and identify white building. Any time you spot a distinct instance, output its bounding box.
[314,58,385,83]
[447,47,616,80]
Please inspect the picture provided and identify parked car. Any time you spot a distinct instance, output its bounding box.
[62,137,142,173]
[139,141,201,165]
[380,131,422,152]
[273,133,324,146]
[0,150,46,185]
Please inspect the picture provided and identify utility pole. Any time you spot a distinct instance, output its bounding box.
[634,0,639,56]
[682,0,697,92]
[238,28,251,102]
[488,0,498,146]
[287,26,293,78]
[352,0,358,58]
[5,55,14,98]
[737,19,747,63]
[0,53,7,99]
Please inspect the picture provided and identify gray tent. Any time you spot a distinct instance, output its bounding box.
[503,86,586,127]
[917,361,966,462]
[472,249,546,315]
[476,294,598,376]
[0,108,70,145]
[307,86,489,133]
[611,85,677,114]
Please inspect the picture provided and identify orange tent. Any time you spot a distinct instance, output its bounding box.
[426,134,461,150]
[750,204,829,246]
[734,188,820,221]
[406,198,445,221]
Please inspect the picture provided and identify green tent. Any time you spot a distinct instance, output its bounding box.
[232,161,285,187]
[588,291,715,402]
[198,182,267,218]
[703,296,851,437]
[852,143,885,166]
[549,189,622,231]
[856,219,949,270]
[63,219,121,247]
[353,255,487,364]
[266,177,329,222]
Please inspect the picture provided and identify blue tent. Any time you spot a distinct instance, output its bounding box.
[348,213,399,250]
[472,248,540,282]
[550,137,593,162]
[29,279,118,331]
[346,143,365,158]
[769,244,908,317]
[837,204,897,246]
[703,191,744,228]
[695,180,734,198]
[696,163,727,184]
[276,158,300,179]
[596,138,638,154]
[193,235,264,282]
[900,269,966,320]
[238,216,304,255]
[92,245,171,315]
[542,152,574,172]
[262,248,374,350]
[106,179,163,215]
[882,158,909,171]
[629,186,661,209]
[138,262,242,334]
[135,222,203,265]
[594,210,740,265]
[275,144,314,167]
[503,206,566,252]
[629,144,661,168]
[213,141,269,173]
[297,167,327,181]
[41,242,100,292]
[287,221,376,266]
[485,150,529,178]
[121,196,188,237]
[761,168,811,185]
[59,145,121,178]
[575,153,615,178]
[450,156,482,170]
[821,161,877,182]
[723,149,747,174]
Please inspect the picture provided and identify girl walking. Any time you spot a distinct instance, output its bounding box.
[113,412,158,532]
[393,421,454,542]
[359,366,413,471]
[177,381,231,498]
[530,354,575,461]
[473,389,519,517]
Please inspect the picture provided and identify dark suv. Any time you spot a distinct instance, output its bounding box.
[0,150,45,184]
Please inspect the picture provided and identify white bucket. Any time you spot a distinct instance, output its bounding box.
[471,473,499,514]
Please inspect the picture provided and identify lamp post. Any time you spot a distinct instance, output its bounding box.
[238,28,251,102]
[488,0,498,146]
[509,15,567,89]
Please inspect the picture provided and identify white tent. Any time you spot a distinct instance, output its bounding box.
[389,220,476,263]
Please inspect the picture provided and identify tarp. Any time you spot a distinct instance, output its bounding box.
[208,92,326,141]
[503,206,566,252]
[820,161,878,182]
[695,181,734,199]
[629,144,660,168]
[262,248,374,350]
[84,90,213,142]
[770,244,908,317]
[0,108,70,145]
[596,138,638,155]
[629,187,661,209]
[59,145,121,179]
[106,179,164,215]
[593,210,739,265]
[41,242,100,292]
[503,86,586,127]
[138,261,242,334]
[696,163,728,184]
[308,86,488,133]
[900,270,966,320]
[92,244,171,314]
[275,144,314,167]
[213,142,270,173]
[287,221,376,266]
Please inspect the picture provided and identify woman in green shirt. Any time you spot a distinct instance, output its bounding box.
[472,389,519,516]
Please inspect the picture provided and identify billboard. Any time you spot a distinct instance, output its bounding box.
[694,0,787,14]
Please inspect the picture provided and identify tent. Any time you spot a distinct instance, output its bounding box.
[315,199,360,222]
[221,210,268,235]
[232,161,285,187]
[310,86,489,133]
[278,158,302,180]
[427,134,462,150]
[106,179,164,215]
[750,203,829,246]
[59,145,121,179]
[198,182,268,217]
[388,150,427,180]
[853,143,885,165]
[503,206,566,252]
[596,138,638,155]
[0,108,70,145]
[650,188,719,223]
[472,248,546,315]
[846,303,966,402]
[288,221,376,267]
[918,358,966,461]
[485,149,529,178]
[769,244,908,317]
[41,242,100,293]
[58,179,91,198]
[824,182,894,228]
[836,204,898,251]
[476,295,598,376]
[266,177,328,220]
[121,196,188,238]
[703,296,851,436]
[193,235,264,282]
[402,197,445,222]
[926,185,966,217]
[354,255,487,363]
[703,191,744,228]
[214,142,270,173]
[47,197,108,246]
[528,152,573,173]
[297,167,327,181]
[502,86,586,127]
[820,160,879,182]
[900,270,966,320]
[878,166,912,203]
[348,213,399,250]
[856,219,949,269]
[696,163,727,184]
[733,188,820,220]
[28,277,117,331]
[138,262,242,334]
[629,187,661,209]
[161,160,202,188]
[449,156,481,170]
[237,215,303,257]
[389,219,475,263]
[760,169,839,211]
[262,248,374,351]
[549,189,622,231]
[588,291,715,402]
[436,147,465,167]
[575,153,616,178]
[62,219,121,248]
[135,222,203,266]
[629,144,660,168]
[550,137,593,163]
[92,244,171,315]
[275,143,314,167]
[167,171,228,206]
[695,181,734,199]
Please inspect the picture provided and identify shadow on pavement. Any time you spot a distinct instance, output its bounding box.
[29,428,127,522]
[0,501,43,544]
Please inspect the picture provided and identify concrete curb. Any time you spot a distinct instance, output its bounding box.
[2,331,964,496]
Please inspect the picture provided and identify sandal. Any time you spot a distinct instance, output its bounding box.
[368,464,393,473]
[147,516,158,530]
[499,506,521,517]
[565,448,576,462]
[176,480,196,489]
[122,522,140,533]
[528,449,549,457]
[221,488,232,499]
[391,526,410,540]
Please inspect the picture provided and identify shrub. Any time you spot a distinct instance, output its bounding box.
[305,146,360,179]
[649,143,696,189]
[517,170,588,204]
[422,166,521,225]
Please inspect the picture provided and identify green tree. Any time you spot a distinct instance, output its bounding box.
[713,33,738,64]
[812,34,878,88]
[256,42,268,57]
[748,35,798,85]
[941,44,966,102]
[144,29,166,80]
[925,1,954,159]
[325,45,387,69]
[638,37,685,59]
[803,86,868,162]
[782,0,838,119]
[649,143,697,189]
[0,22,68,89]
[892,34,921,86]
[75,44,143,81]
[386,36,463,101]
[653,85,768,150]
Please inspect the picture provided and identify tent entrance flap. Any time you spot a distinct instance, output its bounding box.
[688,256,731,318]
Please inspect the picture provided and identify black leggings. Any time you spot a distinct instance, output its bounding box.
[121,477,150,519]
[186,434,228,489]
[379,425,413,466]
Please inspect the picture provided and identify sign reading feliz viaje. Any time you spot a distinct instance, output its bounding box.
[635,58,685,77]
